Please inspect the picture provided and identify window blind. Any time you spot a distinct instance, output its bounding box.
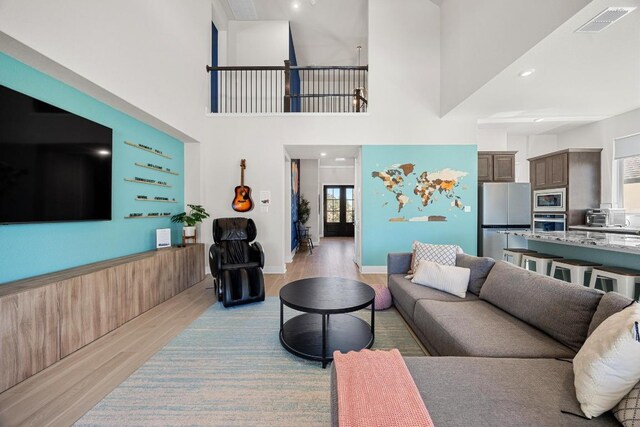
[614,132,640,159]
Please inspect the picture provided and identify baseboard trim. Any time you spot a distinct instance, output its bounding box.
[264,265,286,274]
[360,265,387,274]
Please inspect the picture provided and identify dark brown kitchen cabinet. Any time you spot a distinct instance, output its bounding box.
[529,152,568,189]
[528,149,602,226]
[478,151,516,182]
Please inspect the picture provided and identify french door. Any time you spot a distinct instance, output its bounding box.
[324,185,354,237]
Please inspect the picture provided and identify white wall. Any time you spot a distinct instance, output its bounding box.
[227,21,289,66]
[196,0,479,273]
[300,159,320,246]
[506,134,529,183]
[557,107,640,207]
[440,0,590,115]
[319,166,356,236]
[0,0,211,143]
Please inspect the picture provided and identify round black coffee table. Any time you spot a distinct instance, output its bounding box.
[279,277,375,368]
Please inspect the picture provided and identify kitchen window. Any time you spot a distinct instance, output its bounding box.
[614,133,640,214]
[619,155,640,213]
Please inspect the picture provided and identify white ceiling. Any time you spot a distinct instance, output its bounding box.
[446,0,640,135]
[284,144,358,166]
[220,0,368,66]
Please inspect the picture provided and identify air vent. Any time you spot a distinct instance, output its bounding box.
[226,0,258,20]
[576,7,636,32]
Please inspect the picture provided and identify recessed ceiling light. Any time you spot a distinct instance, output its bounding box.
[518,69,535,78]
[335,157,346,161]
[533,118,545,123]
[320,152,326,156]
[97,149,110,156]
[292,1,300,9]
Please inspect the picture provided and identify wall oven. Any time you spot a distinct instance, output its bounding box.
[533,188,566,212]
[533,213,566,232]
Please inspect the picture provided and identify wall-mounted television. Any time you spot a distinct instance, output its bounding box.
[0,84,113,224]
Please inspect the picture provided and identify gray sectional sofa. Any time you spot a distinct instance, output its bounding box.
[331,252,635,426]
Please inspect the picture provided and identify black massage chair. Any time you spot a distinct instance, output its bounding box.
[209,217,265,308]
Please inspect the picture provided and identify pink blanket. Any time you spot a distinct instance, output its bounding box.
[334,349,435,427]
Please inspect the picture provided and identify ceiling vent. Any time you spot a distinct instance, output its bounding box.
[576,7,636,32]
[226,0,258,20]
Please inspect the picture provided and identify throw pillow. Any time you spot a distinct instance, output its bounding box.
[614,381,640,426]
[411,259,470,299]
[573,303,640,419]
[407,241,462,276]
[455,253,495,296]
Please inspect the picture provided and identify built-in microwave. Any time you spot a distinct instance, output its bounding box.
[533,213,566,232]
[533,188,566,212]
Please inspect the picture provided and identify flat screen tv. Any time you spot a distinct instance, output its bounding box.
[0,84,113,224]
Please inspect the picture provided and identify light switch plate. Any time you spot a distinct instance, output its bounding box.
[464,206,472,213]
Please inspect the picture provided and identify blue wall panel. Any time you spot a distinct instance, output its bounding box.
[0,53,184,284]
[361,145,478,266]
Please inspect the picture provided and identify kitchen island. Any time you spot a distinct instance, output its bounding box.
[500,230,640,270]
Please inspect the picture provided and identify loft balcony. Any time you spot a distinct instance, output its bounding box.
[207,60,368,114]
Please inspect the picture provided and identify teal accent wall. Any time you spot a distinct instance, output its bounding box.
[0,53,185,284]
[361,145,478,266]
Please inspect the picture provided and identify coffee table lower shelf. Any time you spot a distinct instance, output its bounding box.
[280,313,374,368]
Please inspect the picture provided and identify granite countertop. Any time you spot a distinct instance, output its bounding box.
[569,225,640,235]
[499,230,640,255]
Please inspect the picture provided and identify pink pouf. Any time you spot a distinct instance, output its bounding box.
[367,284,393,310]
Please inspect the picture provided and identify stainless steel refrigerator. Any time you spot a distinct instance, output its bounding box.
[478,182,531,260]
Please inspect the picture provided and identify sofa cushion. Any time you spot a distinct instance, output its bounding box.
[412,260,470,299]
[413,299,576,358]
[588,291,635,337]
[388,274,478,320]
[404,357,619,427]
[409,241,461,274]
[479,260,603,352]
[574,303,640,419]
[330,357,619,427]
[455,253,495,295]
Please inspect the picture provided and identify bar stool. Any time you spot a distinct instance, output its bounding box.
[588,266,640,300]
[503,248,537,267]
[549,259,601,286]
[521,253,563,275]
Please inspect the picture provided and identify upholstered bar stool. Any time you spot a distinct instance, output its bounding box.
[502,248,537,267]
[549,259,601,286]
[521,253,563,275]
[588,266,640,300]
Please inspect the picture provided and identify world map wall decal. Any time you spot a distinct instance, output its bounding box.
[371,163,469,222]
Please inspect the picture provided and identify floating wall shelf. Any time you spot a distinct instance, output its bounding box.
[124,140,172,159]
[135,196,177,203]
[124,178,172,188]
[134,162,179,175]
[125,213,172,219]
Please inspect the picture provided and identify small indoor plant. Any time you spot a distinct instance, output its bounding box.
[298,195,311,225]
[171,204,210,239]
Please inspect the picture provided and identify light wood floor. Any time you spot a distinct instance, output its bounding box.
[264,237,386,296]
[0,237,385,427]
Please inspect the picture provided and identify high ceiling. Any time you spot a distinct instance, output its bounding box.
[218,0,368,66]
[447,0,640,135]
[216,0,640,137]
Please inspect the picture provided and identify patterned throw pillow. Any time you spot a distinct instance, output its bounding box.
[407,241,462,276]
[614,382,640,426]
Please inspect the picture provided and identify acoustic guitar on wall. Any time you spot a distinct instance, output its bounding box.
[232,159,254,212]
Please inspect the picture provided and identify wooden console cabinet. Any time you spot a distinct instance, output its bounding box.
[0,244,205,393]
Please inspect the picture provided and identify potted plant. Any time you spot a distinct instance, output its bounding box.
[171,204,210,240]
[298,195,311,225]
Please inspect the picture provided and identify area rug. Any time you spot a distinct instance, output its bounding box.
[76,297,425,426]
